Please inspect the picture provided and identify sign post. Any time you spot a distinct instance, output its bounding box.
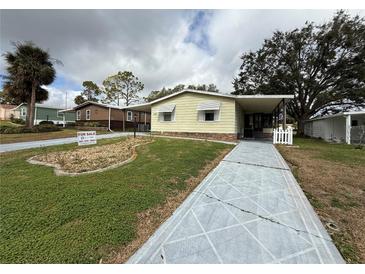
[77,131,97,146]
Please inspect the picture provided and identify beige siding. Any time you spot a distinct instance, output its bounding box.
[151,93,237,134]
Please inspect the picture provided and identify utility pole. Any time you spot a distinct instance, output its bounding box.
[65,90,68,109]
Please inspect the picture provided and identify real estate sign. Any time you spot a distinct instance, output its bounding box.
[77,131,97,146]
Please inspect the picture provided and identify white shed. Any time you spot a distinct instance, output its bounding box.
[304,111,365,144]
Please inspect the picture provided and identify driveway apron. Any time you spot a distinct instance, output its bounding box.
[128,141,344,264]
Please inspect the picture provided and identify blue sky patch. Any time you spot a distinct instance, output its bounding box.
[184,11,215,55]
[51,75,81,91]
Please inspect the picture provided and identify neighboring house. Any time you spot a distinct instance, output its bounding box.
[72,101,151,131]
[304,110,365,144]
[12,103,76,125]
[126,89,294,141]
[0,104,19,120]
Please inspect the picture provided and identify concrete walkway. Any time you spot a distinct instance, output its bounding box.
[0,132,146,153]
[128,141,344,264]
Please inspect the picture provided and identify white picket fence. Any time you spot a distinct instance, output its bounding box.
[273,127,293,145]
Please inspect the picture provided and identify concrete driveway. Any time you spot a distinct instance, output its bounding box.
[128,141,344,264]
[0,132,147,153]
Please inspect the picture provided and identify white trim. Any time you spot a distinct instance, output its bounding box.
[20,107,26,116]
[76,110,81,120]
[12,103,65,111]
[149,89,294,106]
[306,110,365,122]
[86,109,91,120]
[127,111,133,121]
[73,101,124,110]
[123,90,295,112]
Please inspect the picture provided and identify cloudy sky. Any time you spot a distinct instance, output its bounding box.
[0,9,364,108]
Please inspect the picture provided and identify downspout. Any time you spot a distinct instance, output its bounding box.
[34,106,37,125]
[108,107,113,132]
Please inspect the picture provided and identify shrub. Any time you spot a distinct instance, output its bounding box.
[0,125,15,134]
[0,126,25,134]
[39,120,54,125]
[10,117,25,125]
[32,124,61,133]
[0,124,61,134]
[83,121,101,127]
[66,122,76,127]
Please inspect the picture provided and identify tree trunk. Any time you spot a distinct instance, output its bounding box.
[25,98,31,127]
[297,118,307,137]
[27,83,37,128]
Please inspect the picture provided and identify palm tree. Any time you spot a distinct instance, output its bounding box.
[3,42,58,128]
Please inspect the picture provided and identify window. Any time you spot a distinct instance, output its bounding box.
[204,111,215,121]
[199,110,219,122]
[197,101,220,122]
[351,120,358,127]
[76,110,81,120]
[86,109,91,120]
[127,111,133,121]
[21,108,26,116]
[163,112,172,121]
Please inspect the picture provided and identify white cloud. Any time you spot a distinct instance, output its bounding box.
[42,86,80,109]
[1,9,364,107]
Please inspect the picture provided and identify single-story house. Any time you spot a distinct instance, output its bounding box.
[72,101,151,131]
[304,110,365,144]
[126,89,294,141]
[0,104,19,120]
[12,103,76,125]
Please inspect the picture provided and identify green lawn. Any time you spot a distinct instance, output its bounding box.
[292,137,365,166]
[0,137,233,263]
[0,128,110,144]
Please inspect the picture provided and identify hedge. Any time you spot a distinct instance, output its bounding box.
[0,124,61,134]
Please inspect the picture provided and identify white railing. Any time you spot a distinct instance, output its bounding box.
[273,127,293,145]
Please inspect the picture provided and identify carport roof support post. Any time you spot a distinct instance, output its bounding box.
[283,99,287,130]
[346,114,351,144]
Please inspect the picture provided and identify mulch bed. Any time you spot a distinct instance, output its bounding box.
[30,137,152,175]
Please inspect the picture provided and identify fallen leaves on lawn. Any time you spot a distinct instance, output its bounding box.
[277,145,365,263]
